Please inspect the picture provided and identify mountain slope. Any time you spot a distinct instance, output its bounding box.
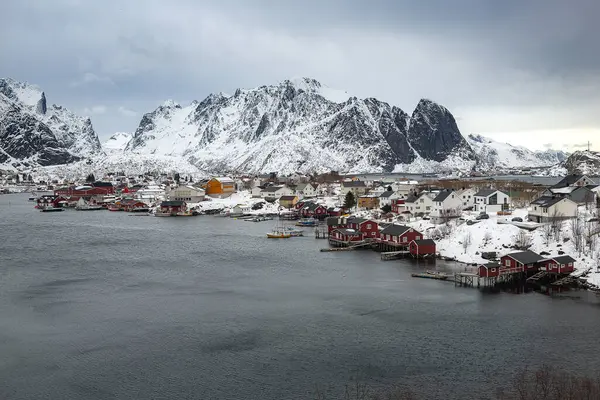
[0,78,102,168]
[562,150,600,175]
[467,134,568,170]
[103,132,133,154]
[126,77,475,174]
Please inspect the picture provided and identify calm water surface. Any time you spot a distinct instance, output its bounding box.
[1,193,600,400]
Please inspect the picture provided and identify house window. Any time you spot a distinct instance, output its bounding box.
[569,262,573,267]
[366,224,372,229]
[426,206,431,211]
[415,236,420,240]
[372,232,376,236]
[402,237,407,243]
[505,259,510,266]
[542,208,548,213]
[491,268,496,272]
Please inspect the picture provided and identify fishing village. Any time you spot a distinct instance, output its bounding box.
[3,169,600,295]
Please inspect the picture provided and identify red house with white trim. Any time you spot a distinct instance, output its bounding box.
[378,225,423,247]
[300,202,328,219]
[391,199,405,214]
[477,262,502,278]
[500,250,543,273]
[347,217,380,239]
[540,255,576,274]
[409,239,436,256]
[330,228,364,243]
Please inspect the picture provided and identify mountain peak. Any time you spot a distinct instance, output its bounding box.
[161,99,180,108]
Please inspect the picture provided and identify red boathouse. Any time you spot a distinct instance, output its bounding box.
[409,239,436,257]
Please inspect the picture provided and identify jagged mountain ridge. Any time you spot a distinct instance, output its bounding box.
[467,134,569,170]
[563,150,600,175]
[0,78,102,168]
[125,77,475,174]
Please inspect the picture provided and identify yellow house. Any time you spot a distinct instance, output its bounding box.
[205,177,236,198]
[279,195,299,209]
[358,195,380,210]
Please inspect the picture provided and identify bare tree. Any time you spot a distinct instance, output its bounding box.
[571,212,584,256]
[550,209,564,241]
[514,230,532,250]
[462,232,473,253]
[482,231,492,247]
[542,222,553,245]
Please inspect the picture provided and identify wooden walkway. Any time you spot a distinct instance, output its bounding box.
[380,250,410,261]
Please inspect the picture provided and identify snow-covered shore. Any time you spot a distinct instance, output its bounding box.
[405,208,600,288]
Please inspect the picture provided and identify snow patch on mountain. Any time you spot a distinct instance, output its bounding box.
[0,78,102,167]
[103,132,133,153]
[468,134,568,170]
[125,77,474,175]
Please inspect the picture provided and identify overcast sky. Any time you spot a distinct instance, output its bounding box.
[2,0,599,151]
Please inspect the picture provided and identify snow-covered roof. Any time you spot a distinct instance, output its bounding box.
[214,177,234,183]
[549,186,577,194]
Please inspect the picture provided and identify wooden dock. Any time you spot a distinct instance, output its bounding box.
[314,226,329,239]
[380,250,410,261]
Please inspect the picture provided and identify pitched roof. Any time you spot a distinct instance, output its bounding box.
[295,183,308,191]
[380,224,411,236]
[213,177,234,183]
[379,191,394,198]
[479,262,501,268]
[546,255,577,264]
[474,188,497,197]
[263,186,285,192]
[530,196,565,207]
[551,174,585,188]
[342,181,366,188]
[279,195,297,201]
[161,200,185,206]
[326,217,347,226]
[332,228,362,236]
[404,194,419,203]
[347,216,370,225]
[504,250,543,265]
[433,189,454,202]
[413,239,435,246]
[92,181,113,187]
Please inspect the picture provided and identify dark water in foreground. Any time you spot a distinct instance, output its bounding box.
[2,194,600,400]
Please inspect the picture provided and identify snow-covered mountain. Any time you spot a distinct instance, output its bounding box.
[125,77,475,174]
[467,134,569,170]
[0,78,102,169]
[103,132,132,154]
[562,150,600,175]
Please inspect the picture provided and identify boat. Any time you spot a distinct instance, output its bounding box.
[28,196,37,202]
[295,218,318,227]
[75,204,104,211]
[266,231,292,238]
[129,207,150,213]
[40,206,64,212]
[282,226,304,237]
[411,272,448,280]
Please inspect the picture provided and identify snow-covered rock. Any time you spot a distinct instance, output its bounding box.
[103,132,133,154]
[125,77,475,175]
[467,134,568,170]
[562,150,600,175]
[0,77,102,168]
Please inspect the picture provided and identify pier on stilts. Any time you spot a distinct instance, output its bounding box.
[314,226,329,239]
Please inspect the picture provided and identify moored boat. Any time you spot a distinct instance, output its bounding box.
[266,231,292,238]
[295,218,318,227]
[40,206,64,212]
[282,226,304,236]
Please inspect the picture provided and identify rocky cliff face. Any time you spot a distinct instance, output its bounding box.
[563,151,600,175]
[126,77,475,174]
[0,78,102,168]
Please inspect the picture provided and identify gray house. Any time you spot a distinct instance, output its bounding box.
[541,186,595,205]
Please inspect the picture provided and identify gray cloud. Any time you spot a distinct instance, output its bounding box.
[1,0,599,145]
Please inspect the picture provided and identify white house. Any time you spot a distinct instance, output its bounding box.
[391,181,418,197]
[251,185,265,198]
[430,190,463,220]
[294,183,318,199]
[169,185,206,203]
[456,188,477,209]
[473,189,511,213]
[339,180,368,200]
[378,191,395,207]
[528,196,579,223]
[261,185,294,201]
[550,174,596,189]
[404,192,435,215]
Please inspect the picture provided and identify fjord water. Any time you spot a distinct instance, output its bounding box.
[2,194,600,400]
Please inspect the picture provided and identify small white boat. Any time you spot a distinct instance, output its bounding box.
[282,227,304,236]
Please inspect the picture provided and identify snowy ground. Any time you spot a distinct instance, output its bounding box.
[403,207,600,287]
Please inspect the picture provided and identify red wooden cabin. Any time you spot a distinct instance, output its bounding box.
[326,216,348,233]
[330,228,364,242]
[500,250,543,273]
[391,199,405,214]
[409,239,436,256]
[300,202,328,219]
[378,225,423,247]
[36,195,66,208]
[160,200,186,213]
[477,262,502,278]
[120,199,149,212]
[540,255,576,274]
[347,217,380,239]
